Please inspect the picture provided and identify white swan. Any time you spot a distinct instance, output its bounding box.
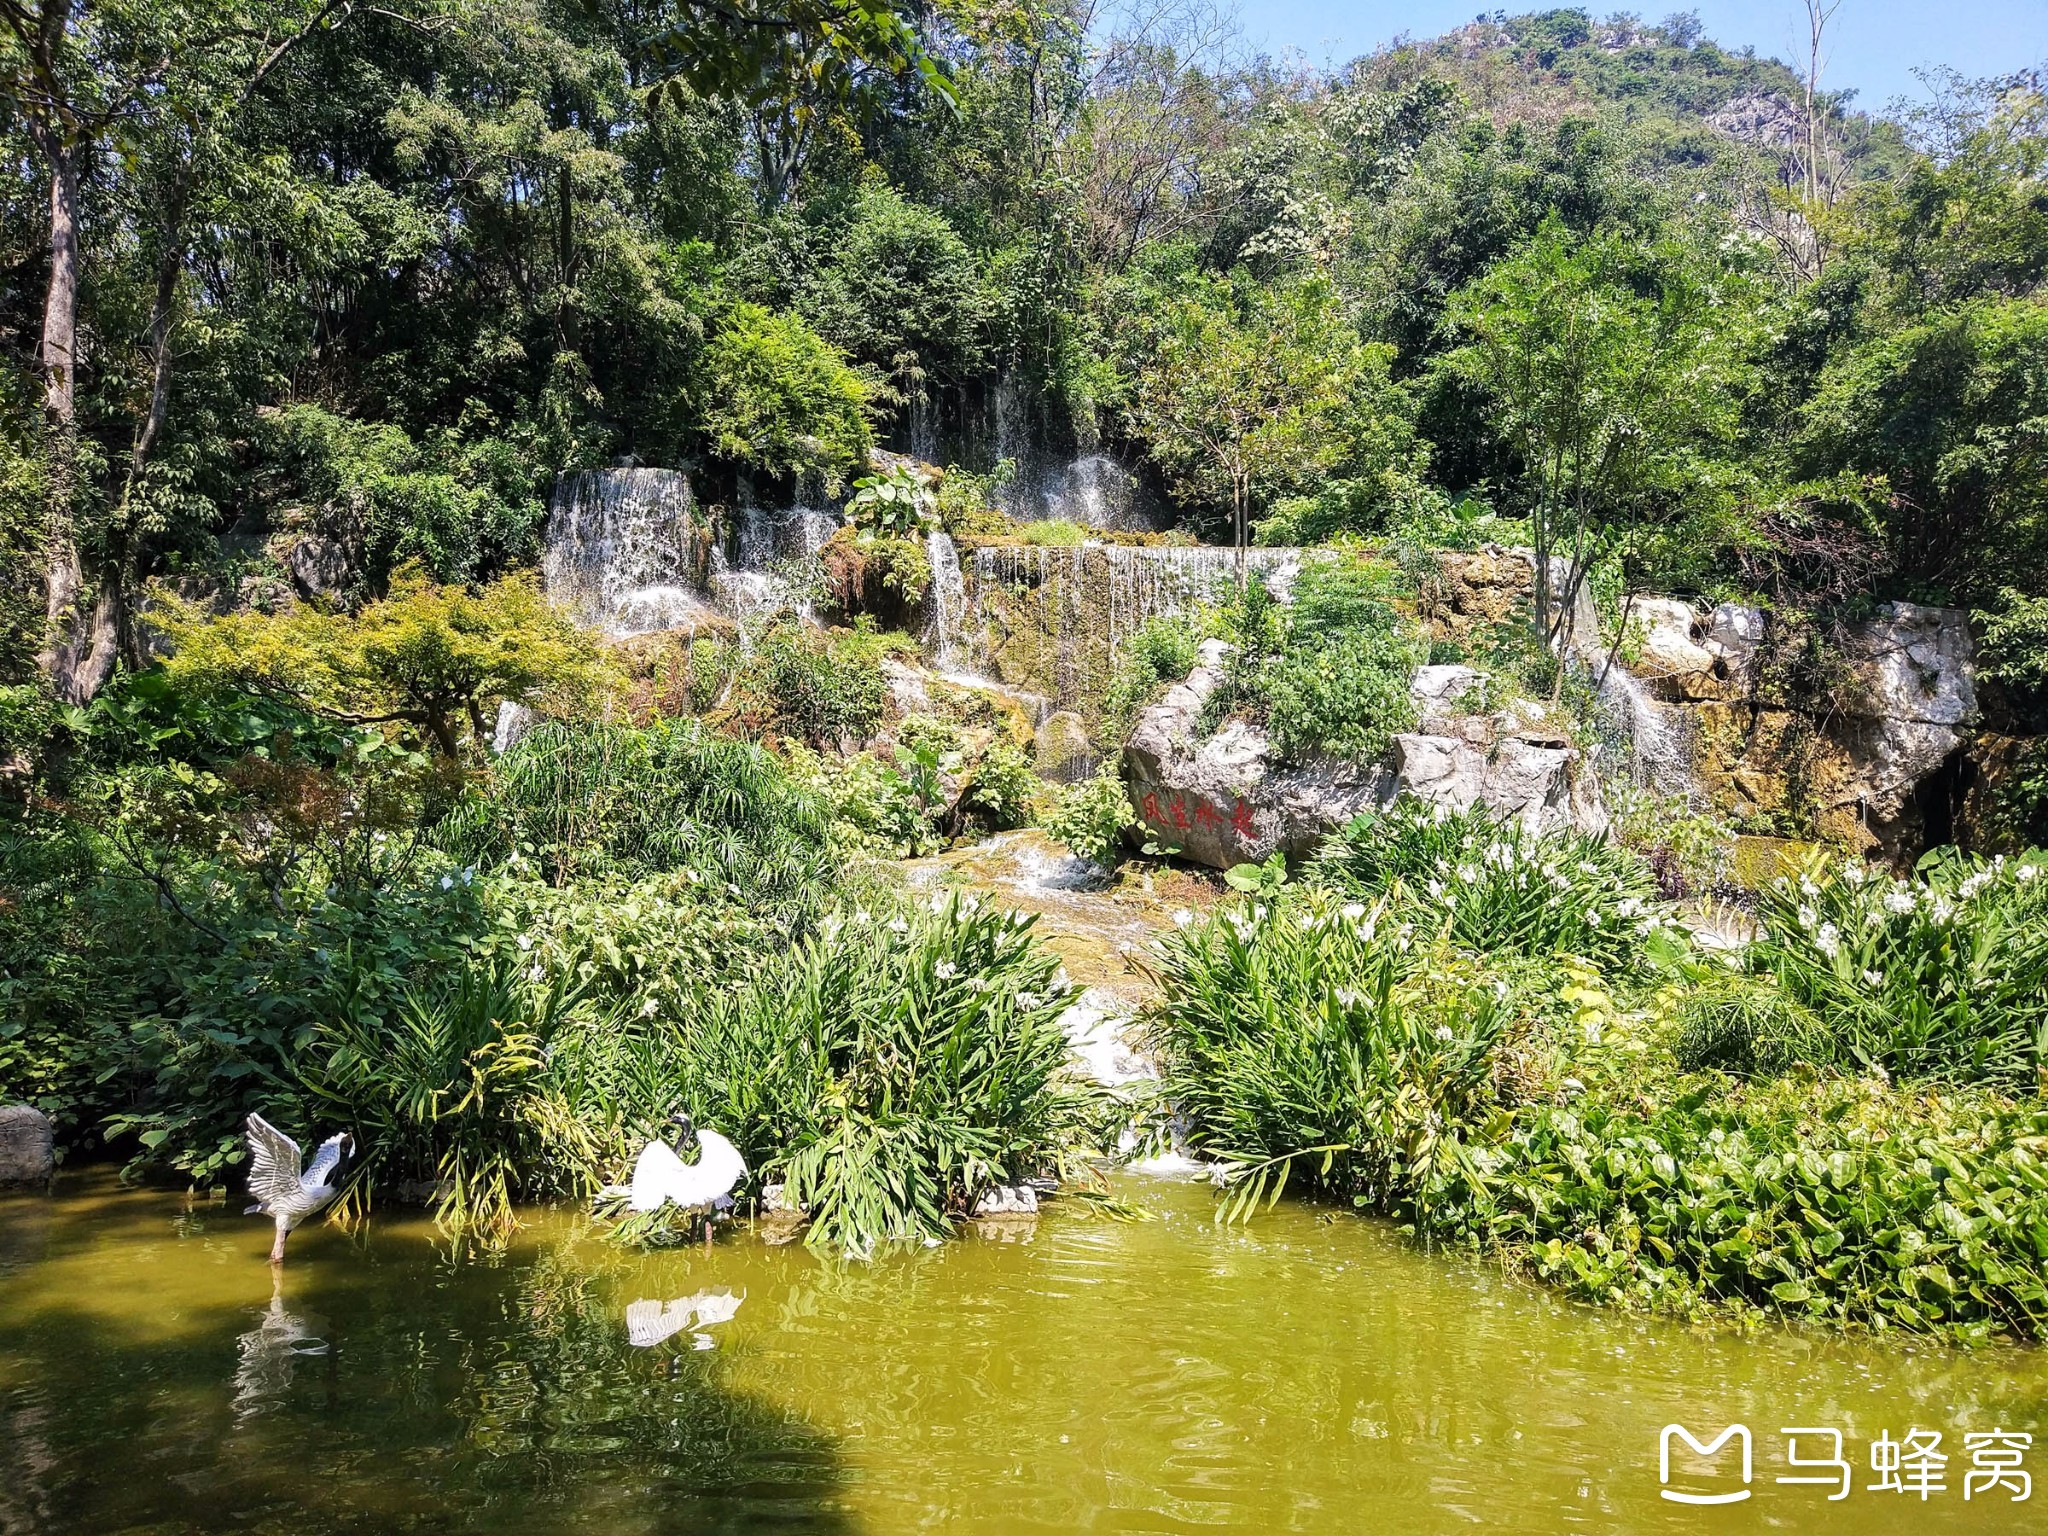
[628,1113,747,1217]
[244,1113,354,1266]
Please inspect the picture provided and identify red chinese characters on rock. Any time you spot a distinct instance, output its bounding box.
[1141,791,1259,844]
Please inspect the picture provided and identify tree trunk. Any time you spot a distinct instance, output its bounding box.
[34,143,120,703]
[1232,475,1247,592]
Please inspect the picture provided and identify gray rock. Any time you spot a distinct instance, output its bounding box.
[0,1105,54,1188]
[283,535,353,598]
[1392,733,1608,839]
[1123,640,1605,869]
[972,1184,1039,1216]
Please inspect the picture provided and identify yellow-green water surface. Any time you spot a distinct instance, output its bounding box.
[3,1172,2044,1535]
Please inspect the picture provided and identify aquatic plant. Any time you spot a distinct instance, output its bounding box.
[1143,895,1511,1225]
[1147,886,2048,1340]
[1745,849,2048,1087]
[1311,802,1666,973]
[558,894,1111,1255]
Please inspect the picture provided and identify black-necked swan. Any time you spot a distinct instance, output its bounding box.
[243,1113,354,1265]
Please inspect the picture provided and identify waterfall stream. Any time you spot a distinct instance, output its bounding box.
[543,468,712,636]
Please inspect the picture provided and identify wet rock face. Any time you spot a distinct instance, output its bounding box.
[1033,711,1097,784]
[1122,643,1605,869]
[281,534,353,599]
[0,1105,54,1188]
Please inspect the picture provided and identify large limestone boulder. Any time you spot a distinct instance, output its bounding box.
[1122,640,1386,866]
[1122,642,1606,869]
[0,1105,54,1188]
[1626,598,1979,856]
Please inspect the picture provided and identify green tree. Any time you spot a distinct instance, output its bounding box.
[1125,272,1396,581]
[153,569,611,758]
[698,302,874,487]
[1442,218,1749,655]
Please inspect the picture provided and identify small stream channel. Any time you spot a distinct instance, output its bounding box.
[3,1174,2042,1535]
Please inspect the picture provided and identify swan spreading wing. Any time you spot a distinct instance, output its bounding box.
[627,1128,748,1214]
[244,1113,305,1215]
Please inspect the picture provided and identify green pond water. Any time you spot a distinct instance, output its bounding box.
[3,1172,2044,1535]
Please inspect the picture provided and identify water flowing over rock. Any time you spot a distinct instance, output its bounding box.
[544,469,713,635]
[957,544,1300,711]
[924,531,969,666]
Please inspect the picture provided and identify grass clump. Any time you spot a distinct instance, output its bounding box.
[1311,802,1665,974]
[1742,848,2048,1088]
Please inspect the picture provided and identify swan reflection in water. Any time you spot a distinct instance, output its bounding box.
[233,1277,331,1421]
[625,1289,743,1352]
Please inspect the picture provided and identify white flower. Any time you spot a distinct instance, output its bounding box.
[963,895,981,913]
[1884,889,1916,914]
[929,893,949,914]
[935,961,959,980]
[1796,905,1817,931]
[1427,879,1446,899]
[1433,1024,1455,1042]
[517,934,534,951]
[1014,991,1042,1010]
[1799,876,1820,898]
[854,909,873,924]
[1172,908,1194,928]
[1457,864,1480,884]
[531,965,547,984]
[1815,922,1840,959]
[888,917,909,935]
[440,874,454,890]
[821,914,844,942]
[1862,970,1883,987]
[1335,987,1363,1009]
[1842,860,1867,886]
[1586,908,1604,927]
[641,996,659,1017]
[1931,898,1954,923]
[2018,864,2040,883]
[1341,902,1367,923]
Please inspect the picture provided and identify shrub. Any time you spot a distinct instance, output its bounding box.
[1746,849,2048,1088]
[726,621,888,746]
[1044,765,1134,868]
[1261,628,1417,764]
[935,460,1017,538]
[698,302,873,488]
[963,741,1039,828]
[439,718,840,910]
[1311,802,1666,974]
[1100,613,1202,741]
[787,745,941,856]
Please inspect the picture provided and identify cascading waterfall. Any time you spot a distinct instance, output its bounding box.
[543,468,712,636]
[924,530,968,666]
[947,543,1301,710]
[544,467,845,635]
[1593,660,1696,798]
[1041,455,1136,530]
[710,504,841,629]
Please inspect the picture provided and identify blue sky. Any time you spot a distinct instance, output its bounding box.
[1235,2,2048,115]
